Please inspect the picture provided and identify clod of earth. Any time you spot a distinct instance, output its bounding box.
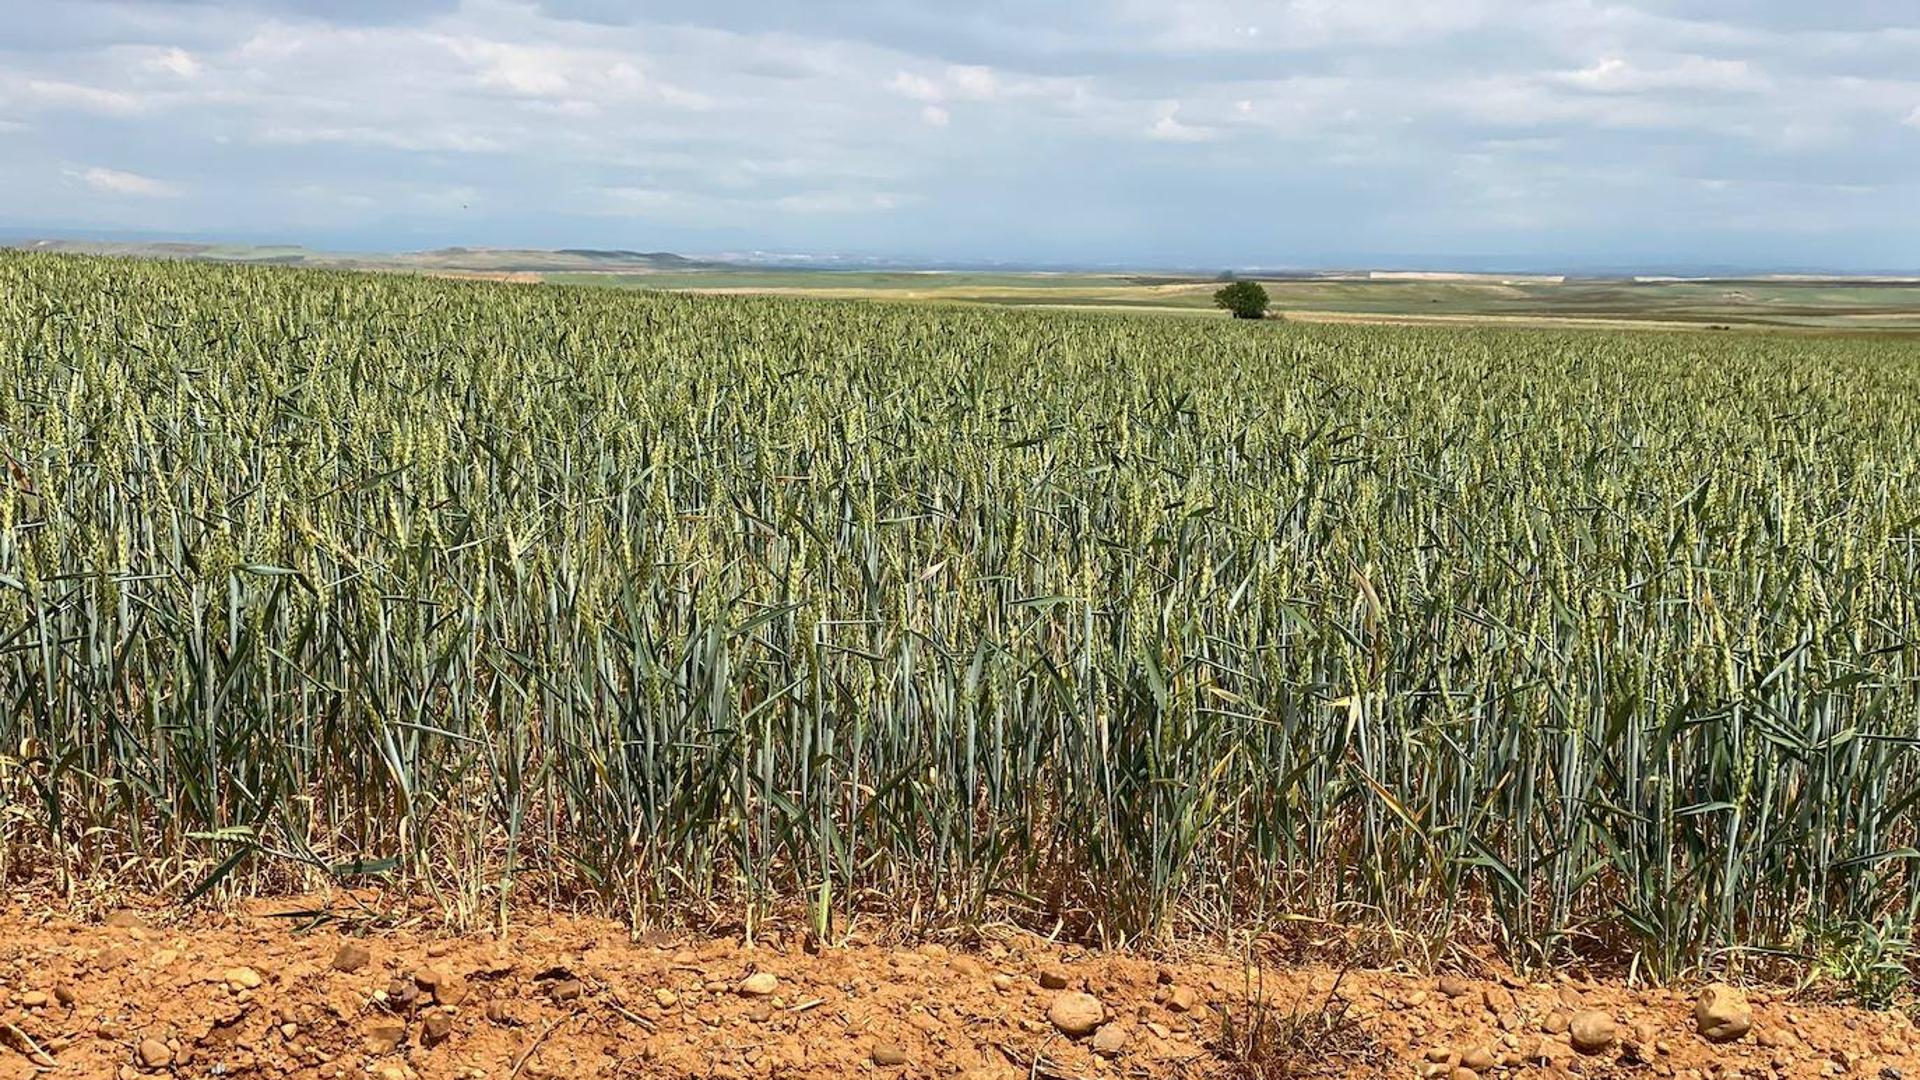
[366,1020,407,1054]
[1569,1011,1618,1054]
[135,1038,171,1069]
[329,943,370,972]
[1696,983,1753,1042]
[223,966,262,992]
[1160,985,1198,1013]
[1048,991,1106,1038]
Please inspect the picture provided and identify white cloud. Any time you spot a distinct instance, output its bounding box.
[888,63,1080,109]
[446,38,709,107]
[72,166,179,197]
[602,186,679,212]
[890,71,943,102]
[292,184,376,209]
[775,191,904,213]
[921,104,950,127]
[1147,101,1215,142]
[144,48,202,79]
[1907,105,1920,128]
[947,65,999,100]
[24,79,145,115]
[257,125,506,154]
[1559,55,1765,94]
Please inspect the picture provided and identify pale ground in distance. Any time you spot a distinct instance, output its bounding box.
[14,241,1919,331]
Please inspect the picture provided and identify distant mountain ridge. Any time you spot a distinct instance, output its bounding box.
[5,239,734,273]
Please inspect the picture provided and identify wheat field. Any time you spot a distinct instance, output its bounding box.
[4,252,1918,976]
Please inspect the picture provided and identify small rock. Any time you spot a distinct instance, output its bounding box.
[105,910,146,930]
[738,972,778,996]
[1695,983,1752,1043]
[330,943,371,972]
[1451,1069,1479,1080]
[224,967,263,992]
[991,973,1015,992]
[1048,992,1106,1038]
[53,985,77,1007]
[655,987,678,1008]
[547,978,584,1001]
[872,1043,910,1066]
[1038,968,1073,990]
[1090,1024,1129,1056]
[1462,1047,1497,1071]
[1542,1012,1570,1035]
[421,1012,453,1044]
[432,975,469,1006]
[1163,985,1198,1013]
[483,1001,516,1026]
[20,990,48,1008]
[385,976,420,1009]
[136,1039,172,1069]
[747,1001,773,1022]
[1570,1011,1618,1055]
[366,1021,407,1054]
[1439,975,1474,998]
[1426,1048,1455,1065]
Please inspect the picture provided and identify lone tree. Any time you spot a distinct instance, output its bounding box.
[1212,280,1269,319]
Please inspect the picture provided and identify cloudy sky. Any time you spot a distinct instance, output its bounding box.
[3,0,1917,269]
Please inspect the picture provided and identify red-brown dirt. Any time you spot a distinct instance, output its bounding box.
[0,900,1912,1080]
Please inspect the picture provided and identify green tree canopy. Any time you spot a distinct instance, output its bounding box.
[1212,280,1269,319]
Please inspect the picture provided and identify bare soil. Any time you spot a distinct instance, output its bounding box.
[0,900,1911,1080]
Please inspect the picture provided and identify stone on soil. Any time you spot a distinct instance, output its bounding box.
[1696,983,1753,1042]
[1048,992,1106,1038]
[136,1039,171,1069]
[223,966,262,991]
[1569,1010,1618,1054]
[366,1021,407,1054]
[330,943,371,972]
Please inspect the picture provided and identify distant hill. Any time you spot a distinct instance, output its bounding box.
[4,239,735,274]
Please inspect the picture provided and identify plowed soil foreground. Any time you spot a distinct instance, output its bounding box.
[0,903,1912,1080]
